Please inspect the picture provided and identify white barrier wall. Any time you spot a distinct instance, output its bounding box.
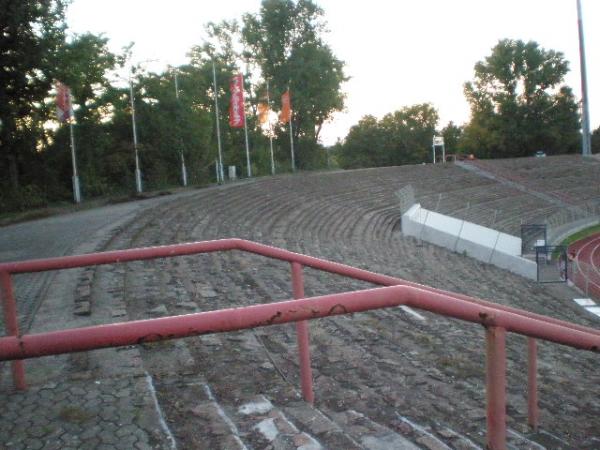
[402,204,537,280]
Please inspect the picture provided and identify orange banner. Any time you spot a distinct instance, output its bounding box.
[279,90,291,123]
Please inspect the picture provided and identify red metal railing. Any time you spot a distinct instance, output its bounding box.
[1,238,599,450]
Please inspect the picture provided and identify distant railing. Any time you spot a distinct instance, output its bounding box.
[1,238,599,450]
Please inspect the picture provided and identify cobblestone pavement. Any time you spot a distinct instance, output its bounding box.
[2,163,600,449]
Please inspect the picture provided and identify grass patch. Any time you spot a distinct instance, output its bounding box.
[558,223,600,249]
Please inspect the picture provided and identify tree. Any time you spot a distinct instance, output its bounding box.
[130,68,214,188]
[338,115,382,169]
[441,122,463,155]
[463,39,580,158]
[48,33,123,196]
[188,30,258,177]
[0,0,67,195]
[338,104,439,169]
[242,0,346,168]
[592,126,600,155]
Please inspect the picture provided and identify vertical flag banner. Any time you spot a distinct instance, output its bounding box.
[55,81,81,203]
[56,81,73,122]
[229,74,245,128]
[280,90,291,123]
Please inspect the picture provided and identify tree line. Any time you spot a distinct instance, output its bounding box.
[2,1,599,212]
[1,0,346,211]
[336,39,600,169]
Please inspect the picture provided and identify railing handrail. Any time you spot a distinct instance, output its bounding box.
[0,239,243,274]
[1,284,599,362]
[1,238,599,338]
[2,238,599,450]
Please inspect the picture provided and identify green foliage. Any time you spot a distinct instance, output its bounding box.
[0,0,67,194]
[0,185,49,212]
[441,122,463,155]
[242,0,346,167]
[592,126,600,154]
[462,39,580,158]
[559,223,600,248]
[1,0,345,211]
[338,104,439,169]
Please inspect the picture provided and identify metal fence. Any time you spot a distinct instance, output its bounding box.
[2,238,600,450]
[521,224,547,257]
[535,245,568,283]
[395,184,415,214]
[545,201,600,238]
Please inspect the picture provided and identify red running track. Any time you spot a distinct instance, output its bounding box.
[568,232,600,299]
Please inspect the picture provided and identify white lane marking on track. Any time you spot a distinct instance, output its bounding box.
[572,235,600,292]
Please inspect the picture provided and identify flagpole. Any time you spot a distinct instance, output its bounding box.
[288,89,295,172]
[576,0,592,156]
[69,120,81,203]
[243,92,252,177]
[212,61,225,183]
[129,74,142,193]
[173,68,188,186]
[266,80,275,175]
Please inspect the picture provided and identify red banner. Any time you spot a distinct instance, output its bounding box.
[56,81,72,122]
[280,90,291,123]
[229,74,245,128]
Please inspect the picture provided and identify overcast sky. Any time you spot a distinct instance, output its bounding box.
[66,0,599,146]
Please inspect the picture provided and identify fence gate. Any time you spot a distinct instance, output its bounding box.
[521,224,547,257]
[536,245,568,283]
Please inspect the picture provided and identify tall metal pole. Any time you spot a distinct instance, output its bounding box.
[577,0,592,156]
[129,73,142,193]
[288,89,296,172]
[289,113,295,172]
[173,68,187,186]
[243,100,252,177]
[212,61,224,182]
[267,79,275,175]
[69,120,81,203]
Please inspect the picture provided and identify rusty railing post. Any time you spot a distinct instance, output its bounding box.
[0,271,26,390]
[527,337,539,430]
[486,326,506,450]
[291,261,314,403]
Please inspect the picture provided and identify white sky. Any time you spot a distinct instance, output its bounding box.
[67,0,599,146]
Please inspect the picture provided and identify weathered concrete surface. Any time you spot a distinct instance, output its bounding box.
[2,163,600,449]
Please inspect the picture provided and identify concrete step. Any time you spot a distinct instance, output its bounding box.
[231,395,323,449]
[326,409,421,449]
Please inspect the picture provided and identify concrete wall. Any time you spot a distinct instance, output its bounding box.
[402,204,537,280]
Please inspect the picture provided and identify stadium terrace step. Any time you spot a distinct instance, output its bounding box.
[326,409,420,449]
[4,160,600,448]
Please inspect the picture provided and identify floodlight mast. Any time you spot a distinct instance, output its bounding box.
[577,0,592,156]
[172,67,187,186]
[212,61,225,183]
[129,73,142,193]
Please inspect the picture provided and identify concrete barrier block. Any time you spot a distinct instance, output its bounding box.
[495,233,521,256]
[401,204,537,280]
